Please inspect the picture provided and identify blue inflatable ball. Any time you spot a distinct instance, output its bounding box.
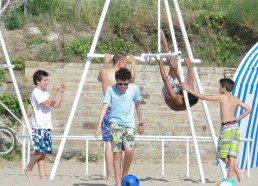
[122,175,139,186]
[219,178,237,186]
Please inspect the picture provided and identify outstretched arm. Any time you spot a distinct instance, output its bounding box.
[181,83,221,101]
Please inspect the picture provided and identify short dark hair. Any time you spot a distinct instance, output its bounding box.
[33,70,49,85]
[113,52,127,65]
[115,68,132,81]
[188,93,199,106]
[219,78,234,92]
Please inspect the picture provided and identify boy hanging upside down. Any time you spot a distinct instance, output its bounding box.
[158,30,198,111]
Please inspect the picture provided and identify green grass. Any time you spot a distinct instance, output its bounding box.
[3,0,257,67]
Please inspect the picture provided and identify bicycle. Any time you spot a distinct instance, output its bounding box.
[0,126,16,155]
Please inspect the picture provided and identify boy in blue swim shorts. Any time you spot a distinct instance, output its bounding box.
[25,70,65,180]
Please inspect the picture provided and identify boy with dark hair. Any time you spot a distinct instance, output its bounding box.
[96,53,136,182]
[25,70,65,180]
[97,68,144,186]
[181,78,252,183]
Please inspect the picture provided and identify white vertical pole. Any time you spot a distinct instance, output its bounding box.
[193,67,227,178]
[163,0,178,52]
[22,137,26,172]
[0,0,2,19]
[172,0,193,60]
[177,59,205,183]
[186,137,190,177]
[49,0,111,180]
[27,139,30,164]
[158,0,161,53]
[173,0,226,180]
[0,31,33,145]
[162,140,164,176]
[86,139,89,175]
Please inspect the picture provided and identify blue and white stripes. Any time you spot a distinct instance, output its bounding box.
[232,42,258,170]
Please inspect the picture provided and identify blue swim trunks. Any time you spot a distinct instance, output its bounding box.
[102,107,111,142]
[32,128,52,154]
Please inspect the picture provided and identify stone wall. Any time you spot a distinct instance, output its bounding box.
[3,61,236,164]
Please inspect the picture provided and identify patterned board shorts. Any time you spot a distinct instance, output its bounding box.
[162,75,180,97]
[102,107,111,142]
[32,128,52,154]
[109,122,135,153]
[217,121,240,158]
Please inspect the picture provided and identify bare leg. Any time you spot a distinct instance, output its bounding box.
[220,157,244,182]
[25,152,44,179]
[184,57,194,89]
[113,152,122,186]
[121,147,134,179]
[38,153,47,179]
[105,141,113,182]
[168,59,178,80]
[121,151,125,178]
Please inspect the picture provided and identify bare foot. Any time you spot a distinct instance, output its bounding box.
[106,176,112,182]
[236,169,244,182]
[24,168,34,180]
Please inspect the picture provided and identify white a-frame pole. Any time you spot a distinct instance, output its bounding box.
[0,30,33,145]
[49,0,111,180]
[162,0,205,183]
[172,0,227,179]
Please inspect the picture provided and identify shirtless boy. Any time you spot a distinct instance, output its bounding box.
[181,78,252,182]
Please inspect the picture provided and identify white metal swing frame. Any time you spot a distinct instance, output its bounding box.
[47,0,228,182]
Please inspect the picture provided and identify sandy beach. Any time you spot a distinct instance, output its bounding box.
[0,158,257,186]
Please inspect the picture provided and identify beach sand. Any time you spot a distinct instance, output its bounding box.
[0,159,257,186]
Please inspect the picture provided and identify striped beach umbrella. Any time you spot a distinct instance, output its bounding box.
[232,42,258,170]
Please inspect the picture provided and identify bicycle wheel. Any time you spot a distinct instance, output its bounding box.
[0,126,16,155]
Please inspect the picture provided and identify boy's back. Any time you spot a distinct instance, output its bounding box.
[218,93,244,123]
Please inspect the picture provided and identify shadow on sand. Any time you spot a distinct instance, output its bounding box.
[139,176,169,183]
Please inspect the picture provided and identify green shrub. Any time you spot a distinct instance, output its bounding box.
[64,38,91,59]
[4,9,24,30]
[0,94,28,124]
[89,152,99,163]
[108,38,133,54]
[0,68,6,83]
[187,11,242,67]
[76,152,99,163]
[0,143,22,161]
[11,57,25,71]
